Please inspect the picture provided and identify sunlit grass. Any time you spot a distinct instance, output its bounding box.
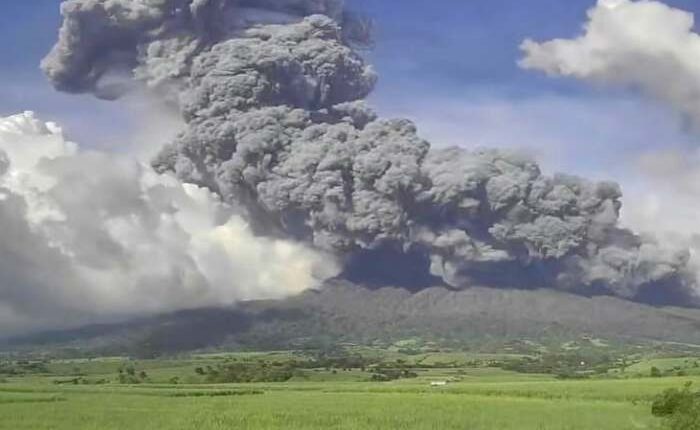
[2,351,697,429]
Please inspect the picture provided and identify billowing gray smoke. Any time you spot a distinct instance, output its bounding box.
[43,0,696,304]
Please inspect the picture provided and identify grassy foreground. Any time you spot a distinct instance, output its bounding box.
[1,348,698,429]
[0,374,688,429]
[0,388,657,430]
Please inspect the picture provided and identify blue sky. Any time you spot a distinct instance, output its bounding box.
[1,0,698,180]
[0,0,137,148]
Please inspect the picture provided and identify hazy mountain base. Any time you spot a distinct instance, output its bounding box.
[5,282,700,357]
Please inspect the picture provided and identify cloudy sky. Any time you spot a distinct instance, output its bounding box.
[2,0,700,335]
[1,1,697,177]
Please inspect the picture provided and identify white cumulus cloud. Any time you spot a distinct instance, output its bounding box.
[0,112,338,337]
[520,0,700,127]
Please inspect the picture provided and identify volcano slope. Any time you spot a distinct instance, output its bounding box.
[6,282,700,356]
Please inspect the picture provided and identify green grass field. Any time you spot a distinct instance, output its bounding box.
[1,349,698,429]
[0,387,659,430]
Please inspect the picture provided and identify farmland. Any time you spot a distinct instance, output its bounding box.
[1,346,700,429]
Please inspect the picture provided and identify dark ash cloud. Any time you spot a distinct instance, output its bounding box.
[42,0,698,305]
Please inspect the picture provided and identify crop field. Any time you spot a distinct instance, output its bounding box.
[0,386,661,430]
[1,348,699,430]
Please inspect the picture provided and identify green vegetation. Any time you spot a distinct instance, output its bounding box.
[651,382,700,429]
[3,342,700,429]
[197,362,296,383]
[0,360,49,375]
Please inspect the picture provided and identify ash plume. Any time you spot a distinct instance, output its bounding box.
[43,0,697,304]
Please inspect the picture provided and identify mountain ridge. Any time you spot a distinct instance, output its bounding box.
[5,282,700,356]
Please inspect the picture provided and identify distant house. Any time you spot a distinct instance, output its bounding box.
[430,381,447,387]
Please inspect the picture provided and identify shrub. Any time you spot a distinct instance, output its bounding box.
[369,368,418,382]
[200,362,295,383]
[117,365,149,384]
[652,383,700,430]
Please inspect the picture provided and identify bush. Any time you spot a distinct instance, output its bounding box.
[652,383,700,430]
[369,368,418,382]
[0,361,50,376]
[117,365,149,384]
[201,362,295,383]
